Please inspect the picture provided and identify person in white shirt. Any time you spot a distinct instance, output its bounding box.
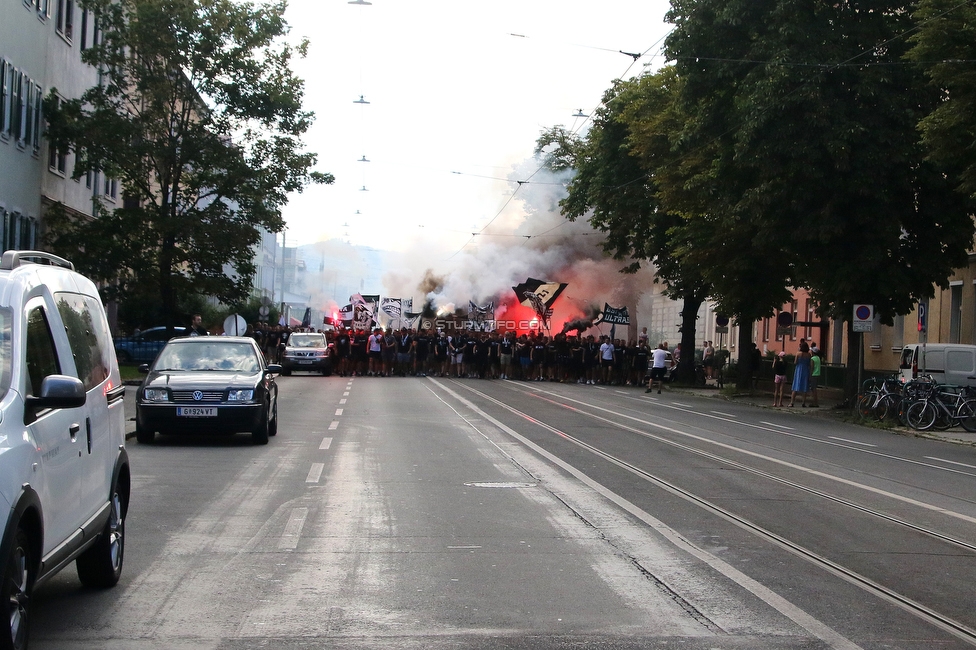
[646,343,669,394]
[599,336,615,384]
[367,328,383,376]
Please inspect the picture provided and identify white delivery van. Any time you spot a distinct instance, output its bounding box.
[898,344,976,386]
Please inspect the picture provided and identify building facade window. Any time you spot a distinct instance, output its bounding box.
[80,8,88,49]
[950,282,963,344]
[0,60,10,137]
[55,0,74,39]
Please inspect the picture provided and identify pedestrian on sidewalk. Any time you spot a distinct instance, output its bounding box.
[789,341,811,407]
[772,352,787,407]
[809,347,822,407]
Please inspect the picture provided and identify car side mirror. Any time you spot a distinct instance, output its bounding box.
[266,364,282,375]
[26,375,87,410]
[138,364,150,374]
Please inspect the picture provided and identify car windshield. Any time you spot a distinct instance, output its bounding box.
[153,341,261,373]
[288,334,327,348]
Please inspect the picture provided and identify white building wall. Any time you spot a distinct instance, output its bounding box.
[2,0,102,249]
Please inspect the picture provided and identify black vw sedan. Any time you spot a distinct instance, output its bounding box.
[135,337,280,445]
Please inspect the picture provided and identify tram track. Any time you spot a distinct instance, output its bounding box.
[441,378,976,647]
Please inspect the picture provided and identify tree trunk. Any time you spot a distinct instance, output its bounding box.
[674,291,704,383]
[735,321,754,390]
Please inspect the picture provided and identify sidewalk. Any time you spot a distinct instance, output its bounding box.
[666,380,976,447]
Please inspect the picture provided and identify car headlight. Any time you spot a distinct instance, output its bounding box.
[143,388,170,402]
[227,389,254,402]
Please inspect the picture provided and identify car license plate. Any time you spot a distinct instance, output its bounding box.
[177,406,217,417]
[298,360,314,364]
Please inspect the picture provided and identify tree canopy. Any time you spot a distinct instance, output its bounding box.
[541,1,974,390]
[45,0,332,323]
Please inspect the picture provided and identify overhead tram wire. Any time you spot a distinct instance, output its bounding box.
[444,32,672,256]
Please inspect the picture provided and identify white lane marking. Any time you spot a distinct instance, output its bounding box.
[711,411,736,418]
[760,421,795,430]
[343,392,350,397]
[319,437,332,450]
[447,545,482,549]
[670,402,693,408]
[278,507,309,550]
[430,380,862,650]
[306,463,325,483]
[339,398,347,404]
[925,457,976,470]
[615,390,629,395]
[829,437,876,448]
[328,421,339,430]
[335,408,343,416]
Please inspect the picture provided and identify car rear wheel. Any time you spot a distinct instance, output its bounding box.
[76,483,126,588]
[1,527,32,650]
[252,404,270,445]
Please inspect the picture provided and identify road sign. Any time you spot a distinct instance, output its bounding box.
[715,326,729,334]
[223,314,247,336]
[917,302,927,333]
[715,314,729,327]
[853,304,874,332]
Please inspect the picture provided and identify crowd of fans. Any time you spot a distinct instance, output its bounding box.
[248,323,672,387]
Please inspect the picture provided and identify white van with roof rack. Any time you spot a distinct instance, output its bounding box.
[898,343,976,387]
[0,251,129,650]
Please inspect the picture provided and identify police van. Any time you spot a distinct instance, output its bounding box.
[898,343,976,387]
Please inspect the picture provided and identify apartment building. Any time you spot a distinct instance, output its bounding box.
[1,0,110,248]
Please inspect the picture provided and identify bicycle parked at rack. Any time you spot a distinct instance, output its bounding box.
[904,382,976,432]
[854,375,903,422]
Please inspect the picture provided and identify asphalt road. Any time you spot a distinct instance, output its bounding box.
[26,375,976,649]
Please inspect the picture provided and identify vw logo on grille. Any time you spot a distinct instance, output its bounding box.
[192,391,204,401]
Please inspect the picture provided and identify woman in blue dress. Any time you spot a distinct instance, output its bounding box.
[789,341,812,407]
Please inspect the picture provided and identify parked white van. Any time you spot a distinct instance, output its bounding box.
[898,344,976,386]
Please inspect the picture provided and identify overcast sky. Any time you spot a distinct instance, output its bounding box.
[281,0,674,258]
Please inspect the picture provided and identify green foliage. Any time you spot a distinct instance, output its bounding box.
[536,70,710,382]
[664,0,974,327]
[44,0,332,323]
[908,0,976,199]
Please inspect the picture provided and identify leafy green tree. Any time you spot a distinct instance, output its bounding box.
[664,0,974,395]
[908,0,976,199]
[44,0,332,327]
[537,72,710,383]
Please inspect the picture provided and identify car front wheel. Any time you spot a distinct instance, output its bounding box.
[76,481,126,588]
[252,404,270,445]
[1,527,32,650]
[268,399,278,437]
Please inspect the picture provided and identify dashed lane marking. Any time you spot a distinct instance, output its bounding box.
[319,437,332,450]
[278,507,309,550]
[306,463,324,483]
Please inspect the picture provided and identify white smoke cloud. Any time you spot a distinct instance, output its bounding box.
[379,153,655,336]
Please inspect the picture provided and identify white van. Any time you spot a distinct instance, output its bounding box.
[898,344,976,386]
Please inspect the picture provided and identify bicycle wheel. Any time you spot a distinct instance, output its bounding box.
[876,394,901,422]
[856,393,877,419]
[906,400,936,431]
[933,407,953,430]
[959,399,976,433]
